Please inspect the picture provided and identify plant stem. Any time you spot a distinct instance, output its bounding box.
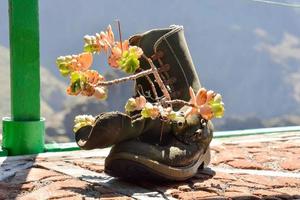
[143,55,171,101]
[95,54,171,102]
[95,68,153,86]
[145,75,159,100]
[116,20,123,53]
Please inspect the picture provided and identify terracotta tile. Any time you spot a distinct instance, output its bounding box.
[100,194,133,200]
[229,179,268,189]
[210,145,226,153]
[0,183,24,199]
[287,148,300,154]
[237,142,264,148]
[276,142,300,150]
[165,188,181,196]
[177,184,192,192]
[174,190,218,200]
[19,179,107,199]
[6,167,65,184]
[280,158,300,171]
[213,171,238,181]
[227,159,265,170]
[252,189,281,196]
[1,131,300,200]
[239,175,279,187]
[224,191,248,198]
[224,186,250,194]
[191,178,226,192]
[253,153,276,163]
[211,153,235,165]
[275,177,300,187]
[72,160,105,173]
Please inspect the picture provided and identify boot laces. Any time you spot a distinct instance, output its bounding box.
[151,50,181,99]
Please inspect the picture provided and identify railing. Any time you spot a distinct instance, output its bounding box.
[2,0,44,156]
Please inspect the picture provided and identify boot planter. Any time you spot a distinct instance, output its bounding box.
[56,23,225,181]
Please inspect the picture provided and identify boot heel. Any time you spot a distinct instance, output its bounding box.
[198,146,211,170]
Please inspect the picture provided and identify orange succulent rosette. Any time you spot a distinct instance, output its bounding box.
[185,87,224,120]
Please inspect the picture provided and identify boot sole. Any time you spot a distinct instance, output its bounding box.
[104,147,211,181]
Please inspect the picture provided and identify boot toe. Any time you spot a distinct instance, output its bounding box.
[75,125,94,150]
[75,111,144,149]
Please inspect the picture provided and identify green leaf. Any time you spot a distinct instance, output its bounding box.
[70,71,86,84]
[58,65,71,76]
[141,108,151,118]
[125,98,137,112]
[165,111,177,120]
[141,103,160,119]
[56,57,71,77]
[70,80,82,93]
[210,102,225,118]
[214,94,222,103]
[73,115,95,132]
[118,49,141,74]
[84,44,99,53]
[84,44,93,53]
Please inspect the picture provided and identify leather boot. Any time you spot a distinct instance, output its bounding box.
[104,25,214,181]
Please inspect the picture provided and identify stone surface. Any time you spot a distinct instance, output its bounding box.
[210,133,300,173]
[226,159,265,170]
[0,131,300,199]
[280,158,300,171]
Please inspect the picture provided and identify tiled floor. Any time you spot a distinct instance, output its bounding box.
[1,131,300,199]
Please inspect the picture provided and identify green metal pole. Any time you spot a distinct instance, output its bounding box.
[2,0,45,155]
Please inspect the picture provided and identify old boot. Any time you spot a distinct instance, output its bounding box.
[105,25,214,181]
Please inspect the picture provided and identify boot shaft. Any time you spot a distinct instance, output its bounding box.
[130,25,201,104]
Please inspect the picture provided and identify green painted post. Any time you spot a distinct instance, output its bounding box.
[2,0,45,155]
